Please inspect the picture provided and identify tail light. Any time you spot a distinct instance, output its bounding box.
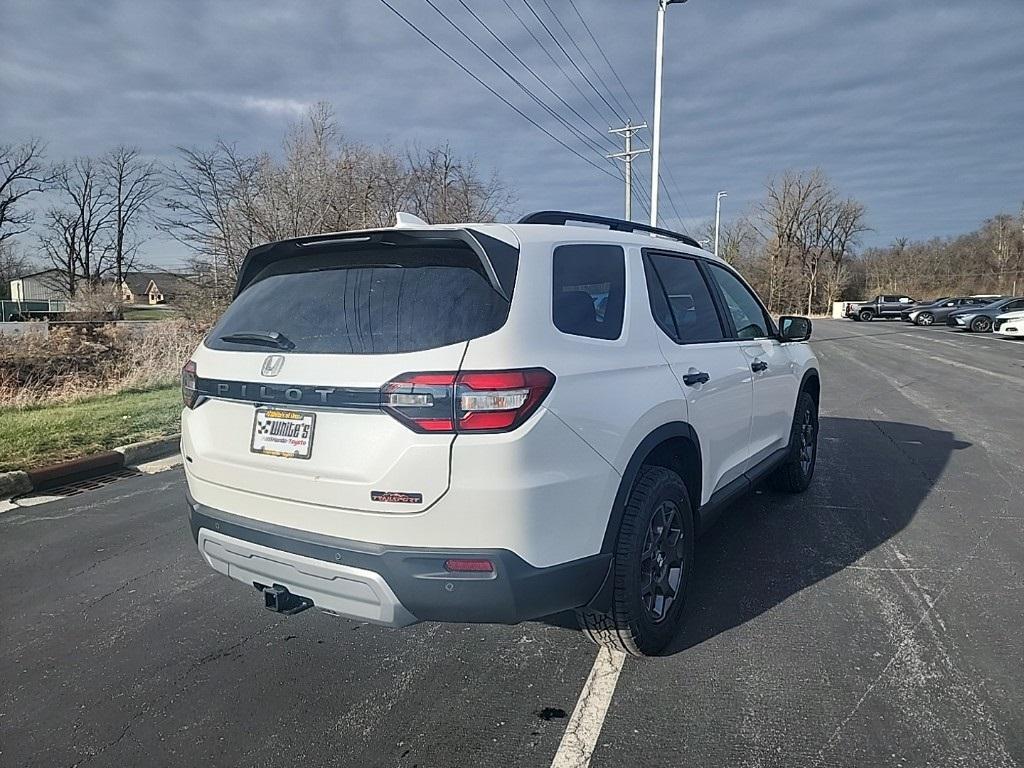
[182,360,200,409]
[383,368,555,433]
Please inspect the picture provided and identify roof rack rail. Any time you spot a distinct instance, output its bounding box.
[517,210,701,249]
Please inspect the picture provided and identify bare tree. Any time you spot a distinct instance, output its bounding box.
[0,138,55,245]
[157,141,262,298]
[54,158,118,284]
[38,207,81,298]
[818,199,867,308]
[0,240,35,299]
[101,146,162,289]
[756,169,833,313]
[159,102,515,293]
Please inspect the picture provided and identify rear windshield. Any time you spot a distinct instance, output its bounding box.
[206,244,512,355]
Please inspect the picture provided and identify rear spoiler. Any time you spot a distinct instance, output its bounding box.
[232,228,519,300]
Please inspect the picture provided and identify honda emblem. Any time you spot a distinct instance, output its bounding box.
[261,355,285,377]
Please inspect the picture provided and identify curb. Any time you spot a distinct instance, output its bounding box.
[115,434,182,467]
[0,433,181,502]
[0,470,32,500]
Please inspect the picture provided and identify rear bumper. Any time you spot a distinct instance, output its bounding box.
[188,498,610,627]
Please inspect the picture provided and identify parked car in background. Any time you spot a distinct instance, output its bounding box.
[905,297,995,326]
[993,309,1024,338]
[900,297,950,321]
[947,297,1024,332]
[845,294,915,321]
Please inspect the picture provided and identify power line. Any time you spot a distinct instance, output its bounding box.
[499,0,614,129]
[537,0,631,121]
[659,175,686,230]
[518,0,625,125]
[566,0,646,120]
[419,0,614,162]
[535,0,697,233]
[622,137,688,231]
[662,162,696,224]
[377,0,620,181]
[451,0,619,155]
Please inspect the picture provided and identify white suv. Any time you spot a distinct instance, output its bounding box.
[182,211,820,656]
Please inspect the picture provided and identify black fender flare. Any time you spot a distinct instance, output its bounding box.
[599,421,701,555]
[798,368,821,404]
[584,421,701,614]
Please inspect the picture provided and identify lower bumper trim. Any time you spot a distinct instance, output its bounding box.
[199,529,417,626]
[188,497,610,626]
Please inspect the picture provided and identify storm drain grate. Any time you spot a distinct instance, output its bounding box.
[32,467,142,499]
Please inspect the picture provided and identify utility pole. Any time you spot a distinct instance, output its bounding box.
[714,190,728,257]
[608,121,650,221]
[651,0,687,227]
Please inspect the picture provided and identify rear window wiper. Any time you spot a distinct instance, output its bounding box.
[217,331,296,350]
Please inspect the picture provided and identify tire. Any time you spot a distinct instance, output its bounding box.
[916,312,934,326]
[769,391,819,493]
[858,309,874,322]
[970,316,992,333]
[577,466,694,657]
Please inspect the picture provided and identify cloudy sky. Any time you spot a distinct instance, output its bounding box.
[2,0,1022,267]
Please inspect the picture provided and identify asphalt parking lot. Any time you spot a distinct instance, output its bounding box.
[2,318,1022,768]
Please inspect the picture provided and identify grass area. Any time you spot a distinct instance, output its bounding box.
[121,307,181,320]
[0,385,181,472]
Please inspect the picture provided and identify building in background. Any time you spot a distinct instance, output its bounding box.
[9,269,70,302]
[120,272,195,305]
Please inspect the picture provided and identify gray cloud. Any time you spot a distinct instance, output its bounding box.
[1,0,1022,265]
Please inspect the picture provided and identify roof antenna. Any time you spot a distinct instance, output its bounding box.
[394,212,430,228]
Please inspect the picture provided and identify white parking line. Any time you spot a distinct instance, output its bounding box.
[550,646,627,768]
[868,338,1024,385]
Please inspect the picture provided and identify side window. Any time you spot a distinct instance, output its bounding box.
[643,253,724,342]
[1004,299,1024,311]
[552,244,625,340]
[707,263,771,339]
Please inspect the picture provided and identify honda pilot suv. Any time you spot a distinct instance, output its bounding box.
[183,211,820,656]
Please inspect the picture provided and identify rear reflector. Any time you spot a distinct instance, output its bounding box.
[182,361,200,409]
[444,558,494,573]
[382,368,554,434]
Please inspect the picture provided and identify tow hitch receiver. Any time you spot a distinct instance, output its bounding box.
[260,583,313,615]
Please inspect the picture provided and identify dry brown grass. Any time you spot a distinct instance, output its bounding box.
[0,320,208,408]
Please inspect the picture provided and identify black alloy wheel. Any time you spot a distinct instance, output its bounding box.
[798,404,816,478]
[769,390,818,493]
[639,500,686,623]
[971,316,992,332]
[576,466,694,656]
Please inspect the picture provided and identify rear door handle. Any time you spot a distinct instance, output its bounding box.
[682,371,710,386]
[751,360,768,373]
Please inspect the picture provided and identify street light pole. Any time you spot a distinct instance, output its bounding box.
[714,190,728,257]
[650,0,686,228]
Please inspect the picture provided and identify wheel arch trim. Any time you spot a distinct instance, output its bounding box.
[600,421,702,555]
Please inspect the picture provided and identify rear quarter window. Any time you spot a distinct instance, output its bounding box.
[552,244,625,340]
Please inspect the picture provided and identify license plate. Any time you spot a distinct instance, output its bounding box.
[250,408,316,459]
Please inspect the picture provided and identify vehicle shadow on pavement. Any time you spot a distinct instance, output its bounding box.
[659,416,970,657]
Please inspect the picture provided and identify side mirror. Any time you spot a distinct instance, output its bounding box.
[779,315,812,342]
